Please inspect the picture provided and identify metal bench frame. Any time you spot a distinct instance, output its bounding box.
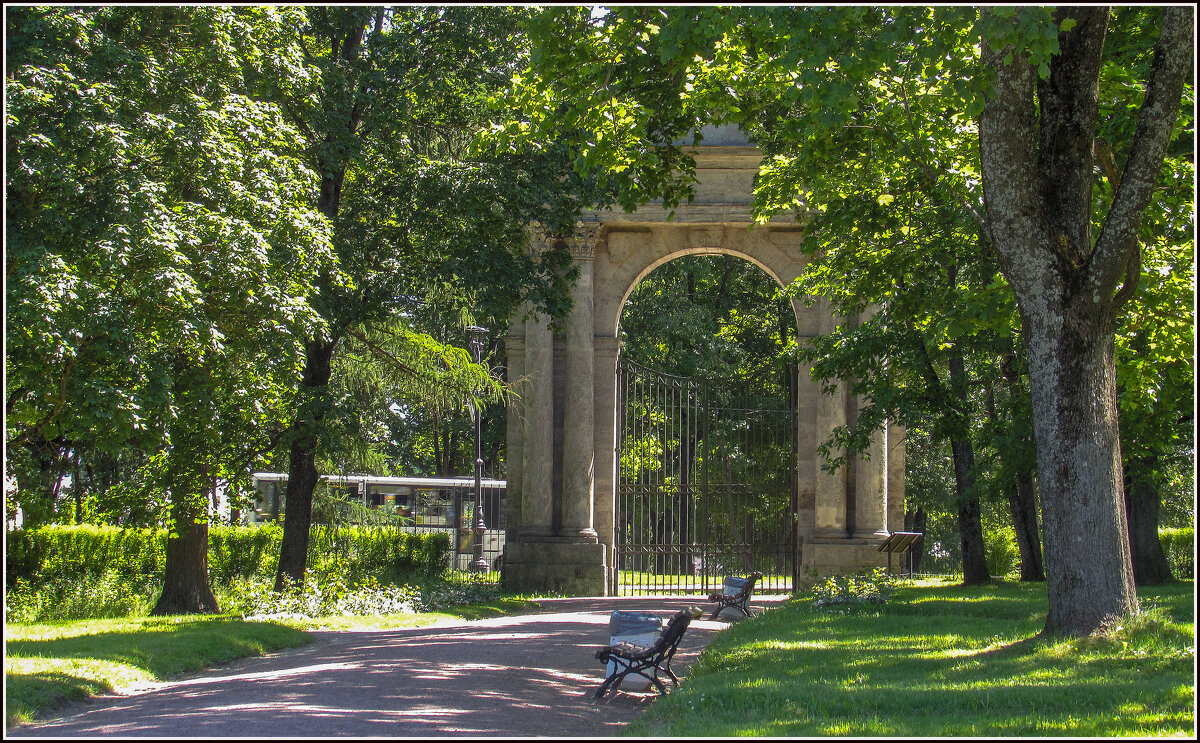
[594,609,694,698]
[707,571,763,620]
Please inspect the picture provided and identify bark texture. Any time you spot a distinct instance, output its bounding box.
[978,6,1192,635]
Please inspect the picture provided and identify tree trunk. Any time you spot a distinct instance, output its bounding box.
[947,351,989,586]
[1008,467,1045,581]
[153,458,218,615]
[274,338,336,590]
[978,6,1190,635]
[152,515,218,615]
[1124,458,1174,585]
[996,352,1044,582]
[949,437,989,585]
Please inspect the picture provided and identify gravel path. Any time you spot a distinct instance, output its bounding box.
[7,595,787,738]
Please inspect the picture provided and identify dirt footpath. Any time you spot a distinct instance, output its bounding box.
[7,595,787,738]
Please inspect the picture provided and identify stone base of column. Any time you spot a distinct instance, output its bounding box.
[851,528,892,541]
[502,541,608,596]
[558,528,599,543]
[798,537,890,586]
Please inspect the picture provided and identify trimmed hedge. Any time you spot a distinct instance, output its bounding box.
[1159,527,1194,580]
[6,523,452,589]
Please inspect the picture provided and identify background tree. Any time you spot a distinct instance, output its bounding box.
[6,6,335,613]
[241,6,590,590]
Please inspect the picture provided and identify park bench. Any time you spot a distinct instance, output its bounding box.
[594,608,698,698]
[707,571,763,620]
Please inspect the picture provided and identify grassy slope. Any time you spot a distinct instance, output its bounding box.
[626,578,1195,737]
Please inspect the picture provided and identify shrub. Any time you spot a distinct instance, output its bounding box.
[5,572,158,623]
[6,523,454,622]
[222,573,423,619]
[984,526,1020,578]
[5,525,165,588]
[1159,527,1193,579]
[208,524,282,585]
[811,568,895,608]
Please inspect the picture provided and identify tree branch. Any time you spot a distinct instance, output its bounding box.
[1091,6,1192,298]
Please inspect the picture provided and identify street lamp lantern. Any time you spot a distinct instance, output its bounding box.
[467,325,490,573]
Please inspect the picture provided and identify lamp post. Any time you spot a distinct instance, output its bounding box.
[467,325,490,573]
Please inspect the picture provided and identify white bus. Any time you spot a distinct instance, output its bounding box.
[250,472,507,572]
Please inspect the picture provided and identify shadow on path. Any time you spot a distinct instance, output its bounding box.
[8,595,789,738]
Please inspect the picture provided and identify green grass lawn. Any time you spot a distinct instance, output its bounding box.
[4,615,312,728]
[626,578,1195,737]
[3,597,542,729]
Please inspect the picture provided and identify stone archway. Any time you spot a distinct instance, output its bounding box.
[502,127,904,595]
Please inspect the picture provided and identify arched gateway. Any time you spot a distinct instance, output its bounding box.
[502,127,904,595]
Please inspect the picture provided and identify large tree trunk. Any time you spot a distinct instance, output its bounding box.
[274,338,336,590]
[1124,458,1174,585]
[153,465,218,615]
[152,514,218,615]
[978,6,1190,635]
[1024,307,1136,633]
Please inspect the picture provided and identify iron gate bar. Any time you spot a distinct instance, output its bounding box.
[616,359,797,596]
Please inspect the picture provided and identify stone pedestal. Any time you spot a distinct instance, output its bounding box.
[799,538,891,585]
[502,541,608,596]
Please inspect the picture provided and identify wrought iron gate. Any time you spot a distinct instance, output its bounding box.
[615,359,797,595]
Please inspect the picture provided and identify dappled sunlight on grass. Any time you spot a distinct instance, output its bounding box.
[625,581,1194,737]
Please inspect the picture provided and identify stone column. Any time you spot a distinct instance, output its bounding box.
[593,335,621,582]
[504,331,525,537]
[519,225,554,538]
[887,422,906,532]
[561,221,600,541]
[812,297,848,538]
[853,422,890,539]
[852,303,889,540]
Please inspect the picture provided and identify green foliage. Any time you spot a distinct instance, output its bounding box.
[4,573,155,624]
[6,5,337,530]
[222,572,423,619]
[983,525,1020,579]
[207,524,282,585]
[5,524,165,589]
[5,524,451,621]
[305,525,452,585]
[809,568,895,608]
[1159,528,1194,579]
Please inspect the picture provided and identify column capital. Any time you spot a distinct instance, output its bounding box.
[569,220,603,261]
